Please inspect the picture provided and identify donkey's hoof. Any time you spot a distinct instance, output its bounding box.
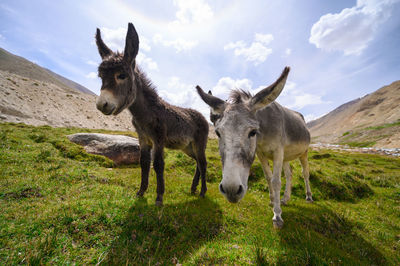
[199,189,207,198]
[306,197,314,203]
[155,200,163,206]
[190,188,197,195]
[136,191,145,197]
[281,200,288,206]
[272,217,284,229]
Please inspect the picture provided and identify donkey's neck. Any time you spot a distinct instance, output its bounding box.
[128,67,161,121]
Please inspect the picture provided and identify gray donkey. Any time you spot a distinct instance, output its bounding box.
[196,67,312,228]
[95,23,209,205]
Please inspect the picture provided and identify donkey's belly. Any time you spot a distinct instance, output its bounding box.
[283,143,308,161]
[165,137,191,150]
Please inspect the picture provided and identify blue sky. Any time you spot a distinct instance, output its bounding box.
[1,0,399,122]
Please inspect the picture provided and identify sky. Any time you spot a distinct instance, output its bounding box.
[1,0,400,122]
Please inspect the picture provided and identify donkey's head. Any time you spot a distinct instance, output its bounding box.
[95,23,139,115]
[196,67,290,203]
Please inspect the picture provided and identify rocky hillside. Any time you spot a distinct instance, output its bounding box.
[0,48,94,95]
[0,47,134,131]
[308,80,400,148]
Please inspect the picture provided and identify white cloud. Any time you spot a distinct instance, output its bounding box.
[159,76,210,119]
[136,52,158,71]
[211,77,253,99]
[285,48,292,56]
[99,27,126,52]
[224,33,274,65]
[304,113,326,123]
[86,60,98,66]
[85,72,97,79]
[255,33,274,45]
[140,36,151,52]
[170,0,214,26]
[309,0,399,55]
[286,93,327,110]
[278,81,330,110]
[100,27,152,53]
[153,34,198,52]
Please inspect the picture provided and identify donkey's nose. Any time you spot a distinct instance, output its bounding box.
[237,185,243,195]
[96,100,115,115]
[219,183,226,194]
[219,182,245,203]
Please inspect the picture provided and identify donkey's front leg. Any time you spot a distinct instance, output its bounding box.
[281,162,292,205]
[257,153,274,206]
[137,144,151,197]
[271,150,284,229]
[153,144,165,206]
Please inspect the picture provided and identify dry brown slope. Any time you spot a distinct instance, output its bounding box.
[0,47,94,95]
[308,80,400,146]
[0,70,134,131]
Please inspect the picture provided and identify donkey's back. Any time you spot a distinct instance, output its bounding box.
[256,101,310,161]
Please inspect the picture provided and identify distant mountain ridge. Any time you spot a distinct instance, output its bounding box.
[307,80,400,148]
[0,47,94,95]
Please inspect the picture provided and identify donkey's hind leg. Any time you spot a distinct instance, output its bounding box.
[188,141,207,197]
[190,166,200,194]
[183,146,201,195]
[299,151,313,202]
[196,151,207,197]
[281,162,292,206]
[153,144,165,206]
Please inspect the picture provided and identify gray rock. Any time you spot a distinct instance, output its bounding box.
[67,133,140,165]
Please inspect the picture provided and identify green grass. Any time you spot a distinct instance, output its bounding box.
[339,120,400,147]
[366,120,400,131]
[345,141,377,148]
[1,122,400,265]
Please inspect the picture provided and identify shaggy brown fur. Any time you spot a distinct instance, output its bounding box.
[95,23,209,205]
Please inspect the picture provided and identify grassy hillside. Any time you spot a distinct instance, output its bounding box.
[338,120,400,147]
[1,123,399,265]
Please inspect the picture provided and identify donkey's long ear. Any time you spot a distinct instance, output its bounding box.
[250,66,290,112]
[124,23,139,64]
[196,85,225,114]
[96,28,113,59]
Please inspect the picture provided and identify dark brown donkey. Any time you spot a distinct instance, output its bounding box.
[95,23,209,205]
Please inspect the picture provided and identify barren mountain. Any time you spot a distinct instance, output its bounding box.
[0,47,134,131]
[308,80,400,148]
[0,48,95,95]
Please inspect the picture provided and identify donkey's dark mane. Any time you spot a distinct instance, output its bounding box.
[229,89,253,104]
[134,66,159,103]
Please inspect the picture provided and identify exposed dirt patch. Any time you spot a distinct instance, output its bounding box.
[2,187,43,199]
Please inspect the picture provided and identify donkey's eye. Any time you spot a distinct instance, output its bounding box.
[215,130,221,138]
[117,73,127,80]
[248,130,257,138]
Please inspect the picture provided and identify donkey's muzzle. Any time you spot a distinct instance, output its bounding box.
[96,100,115,115]
[219,182,245,203]
[96,89,119,115]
